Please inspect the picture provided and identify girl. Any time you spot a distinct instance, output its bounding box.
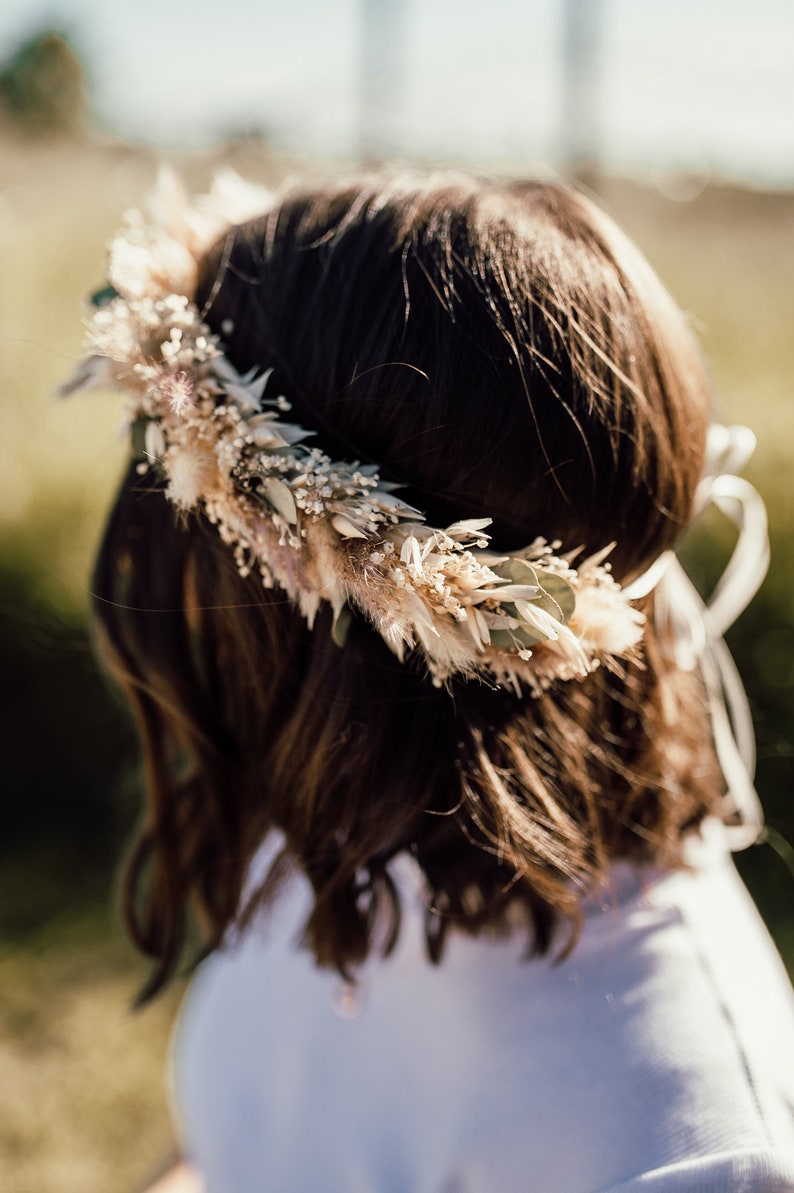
[69,169,794,1191]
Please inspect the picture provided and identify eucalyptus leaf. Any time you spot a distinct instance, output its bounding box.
[130,419,148,459]
[489,627,541,650]
[494,557,575,625]
[493,603,549,647]
[534,572,576,624]
[89,283,119,308]
[492,557,539,588]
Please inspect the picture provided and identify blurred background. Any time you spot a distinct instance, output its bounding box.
[1,1,792,1189]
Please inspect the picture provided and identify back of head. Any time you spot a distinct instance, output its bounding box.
[199,173,707,569]
[91,171,721,995]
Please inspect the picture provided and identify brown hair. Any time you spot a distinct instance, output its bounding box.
[92,172,722,998]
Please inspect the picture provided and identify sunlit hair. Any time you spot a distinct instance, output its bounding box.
[92,172,722,998]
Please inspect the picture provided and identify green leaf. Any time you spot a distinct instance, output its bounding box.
[493,556,575,625]
[130,418,148,459]
[490,605,548,648]
[492,557,539,588]
[489,628,534,650]
[489,556,576,650]
[89,283,119,308]
[534,572,575,624]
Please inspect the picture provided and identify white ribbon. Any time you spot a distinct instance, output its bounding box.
[627,426,769,851]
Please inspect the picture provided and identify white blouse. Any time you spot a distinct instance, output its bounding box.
[172,823,794,1192]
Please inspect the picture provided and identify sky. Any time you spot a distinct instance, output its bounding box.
[1,0,793,186]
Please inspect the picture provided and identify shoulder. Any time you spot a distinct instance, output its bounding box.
[172,827,794,1193]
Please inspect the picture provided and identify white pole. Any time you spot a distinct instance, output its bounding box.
[359,0,405,159]
[560,0,604,179]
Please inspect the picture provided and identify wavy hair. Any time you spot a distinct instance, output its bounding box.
[92,173,723,997]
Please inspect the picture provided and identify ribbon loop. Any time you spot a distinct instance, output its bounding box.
[656,426,769,850]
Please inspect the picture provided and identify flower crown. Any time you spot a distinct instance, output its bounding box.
[63,169,645,693]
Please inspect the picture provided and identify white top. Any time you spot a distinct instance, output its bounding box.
[172,823,794,1192]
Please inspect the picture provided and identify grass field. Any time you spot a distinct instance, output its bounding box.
[2,134,793,1192]
[0,918,181,1193]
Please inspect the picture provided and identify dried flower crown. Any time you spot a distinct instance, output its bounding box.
[63,170,645,693]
